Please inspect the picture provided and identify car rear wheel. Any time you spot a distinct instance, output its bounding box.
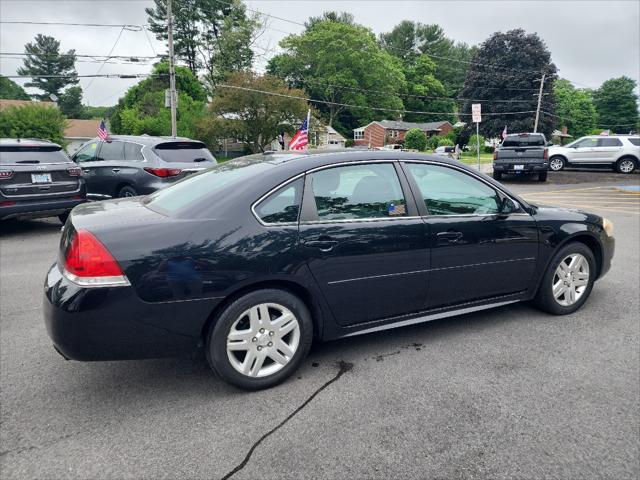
[206,289,313,390]
[118,186,138,198]
[533,242,596,315]
[537,171,548,182]
[615,157,636,174]
[492,171,503,180]
[549,156,565,171]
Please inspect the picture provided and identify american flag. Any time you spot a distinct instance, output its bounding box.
[501,125,508,139]
[288,110,310,151]
[98,120,110,141]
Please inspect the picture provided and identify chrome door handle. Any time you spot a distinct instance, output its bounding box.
[437,231,463,243]
[82,169,90,173]
[304,239,339,252]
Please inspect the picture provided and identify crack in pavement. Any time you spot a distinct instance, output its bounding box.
[220,360,353,480]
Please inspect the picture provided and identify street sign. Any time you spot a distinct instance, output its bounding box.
[472,103,481,123]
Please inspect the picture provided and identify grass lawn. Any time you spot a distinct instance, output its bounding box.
[458,152,493,165]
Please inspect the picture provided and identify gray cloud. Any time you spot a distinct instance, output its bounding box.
[0,0,638,105]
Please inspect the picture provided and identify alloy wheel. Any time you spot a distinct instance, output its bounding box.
[619,159,635,173]
[552,253,590,306]
[226,303,300,378]
[549,157,564,171]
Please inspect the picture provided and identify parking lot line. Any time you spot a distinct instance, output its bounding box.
[521,186,640,215]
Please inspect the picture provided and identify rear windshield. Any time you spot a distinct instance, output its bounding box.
[629,138,640,146]
[144,158,271,215]
[501,135,546,148]
[0,145,69,164]
[153,141,216,163]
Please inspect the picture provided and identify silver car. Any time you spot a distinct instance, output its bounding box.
[548,135,639,173]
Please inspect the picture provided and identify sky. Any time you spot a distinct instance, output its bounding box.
[0,0,638,105]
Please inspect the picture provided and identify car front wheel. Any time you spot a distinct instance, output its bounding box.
[206,289,313,390]
[533,242,596,315]
[549,156,565,171]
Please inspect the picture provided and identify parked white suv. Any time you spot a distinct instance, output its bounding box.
[548,135,639,173]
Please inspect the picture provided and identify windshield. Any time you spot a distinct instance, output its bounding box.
[144,158,272,215]
[153,141,216,163]
[502,135,545,147]
[0,145,69,164]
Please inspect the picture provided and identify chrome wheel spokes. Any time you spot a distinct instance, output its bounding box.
[552,253,590,306]
[226,303,301,378]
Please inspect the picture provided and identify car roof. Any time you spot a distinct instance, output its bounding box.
[86,135,204,146]
[0,138,61,147]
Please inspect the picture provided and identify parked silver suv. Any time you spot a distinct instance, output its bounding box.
[548,135,639,173]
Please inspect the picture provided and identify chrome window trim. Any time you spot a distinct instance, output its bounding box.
[300,216,421,225]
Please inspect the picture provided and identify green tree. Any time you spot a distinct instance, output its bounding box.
[380,21,475,98]
[268,18,405,132]
[459,29,557,137]
[146,0,260,88]
[58,86,84,118]
[109,62,207,137]
[0,104,67,144]
[0,75,30,100]
[206,71,310,153]
[404,128,427,150]
[16,34,78,100]
[468,133,485,152]
[593,76,639,133]
[553,79,597,138]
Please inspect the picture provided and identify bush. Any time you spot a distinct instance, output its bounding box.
[427,135,440,150]
[437,137,454,147]
[345,138,354,147]
[484,145,494,154]
[0,104,67,145]
[404,128,427,151]
[468,134,485,152]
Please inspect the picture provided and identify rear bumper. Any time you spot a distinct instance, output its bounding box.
[0,195,86,220]
[493,162,548,173]
[43,263,221,361]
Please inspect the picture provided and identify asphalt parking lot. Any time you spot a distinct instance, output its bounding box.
[1,170,639,480]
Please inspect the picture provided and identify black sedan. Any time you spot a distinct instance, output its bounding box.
[44,151,615,390]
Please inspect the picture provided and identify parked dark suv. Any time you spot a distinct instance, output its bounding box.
[71,135,216,199]
[1,139,86,223]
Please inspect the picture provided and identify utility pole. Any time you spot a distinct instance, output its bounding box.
[533,73,546,133]
[167,0,177,137]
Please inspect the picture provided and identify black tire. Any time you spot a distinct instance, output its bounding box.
[549,156,565,172]
[615,157,637,174]
[533,242,596,315]
[58,212,70,224]
[206,288,313,390]
[492,171,503,180]
[118,185,138,198]
[537,171,548,182]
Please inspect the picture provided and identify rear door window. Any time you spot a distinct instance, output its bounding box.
[0,145,70,164]
[597,138,623,147]
[154,141,215,163]
[97,141,125,161]
[124,142,145,161]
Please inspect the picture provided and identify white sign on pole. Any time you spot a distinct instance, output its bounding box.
[472,103,482,123]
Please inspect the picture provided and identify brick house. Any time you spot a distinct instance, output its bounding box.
[353,120,454,148]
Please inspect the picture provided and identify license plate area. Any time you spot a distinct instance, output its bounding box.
[31,173,52,183]
[513,165,524,171]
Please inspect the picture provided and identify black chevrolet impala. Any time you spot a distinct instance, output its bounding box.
[44,151,614,389]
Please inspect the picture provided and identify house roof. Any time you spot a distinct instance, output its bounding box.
[355,119,452,132]
[0,99,56,110]
[64,119,101,139]
[551,129,573,138]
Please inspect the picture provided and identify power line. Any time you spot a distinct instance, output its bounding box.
[84,27,127,94]
[0,20,143,30]
[216,83,537,117]
[4,73,166,79]
[541,111,638,128]
[1,51,163,60]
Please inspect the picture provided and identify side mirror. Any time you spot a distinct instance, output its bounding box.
[500,197,520,215]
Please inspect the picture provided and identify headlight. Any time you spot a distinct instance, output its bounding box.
[602,217,614,237]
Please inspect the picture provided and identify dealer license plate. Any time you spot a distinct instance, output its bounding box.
[31,173,52,183]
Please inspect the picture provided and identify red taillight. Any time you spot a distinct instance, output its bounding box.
[144,167,182,178]
[63,229,129,286]
[67,166,82,177]
[0,169,14,180]
[0,201,17,207]
[543,148,549,160]
[493,150,498,161]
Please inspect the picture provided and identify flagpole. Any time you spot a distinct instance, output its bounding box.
[305,109,311,151]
